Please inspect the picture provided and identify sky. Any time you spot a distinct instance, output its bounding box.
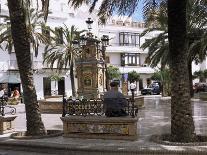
[132,0,144,21]
[95,0,144,22]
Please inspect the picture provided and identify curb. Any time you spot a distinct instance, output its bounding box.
[1,138,207,155]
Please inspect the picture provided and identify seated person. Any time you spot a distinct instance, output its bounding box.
[11,87,20,101]
[103,81,128,117]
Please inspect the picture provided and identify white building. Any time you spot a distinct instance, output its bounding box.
[0,0,203,98]
[99,16,156,91]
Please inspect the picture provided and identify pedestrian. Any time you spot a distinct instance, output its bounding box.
[129,82,136,92]
[103,81,128,117]
[11,87,20,102]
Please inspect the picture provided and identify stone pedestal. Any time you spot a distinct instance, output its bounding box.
[39,99,62,114]
[61,116,138,140]
[0,115,17,134]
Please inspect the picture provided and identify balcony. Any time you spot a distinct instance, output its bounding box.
[6,60,74,73]
[33,61,70,70]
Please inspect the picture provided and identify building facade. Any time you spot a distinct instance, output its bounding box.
[0,0,203,98]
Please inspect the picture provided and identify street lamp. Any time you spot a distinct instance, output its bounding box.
[85,18,93,32]
[101,35,109,47]
[101,35,109,90]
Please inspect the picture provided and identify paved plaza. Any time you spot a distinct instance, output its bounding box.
[0,96,207,154]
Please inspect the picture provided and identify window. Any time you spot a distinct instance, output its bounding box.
[119,32,140,46]
[58,78,65,95]
[43,77,51,96]
[131,33,140,46]
[120,53,140,66]
[139,79,143,90]
[55,27,63,44]
[120,53,125,66]
[119,32,130,46]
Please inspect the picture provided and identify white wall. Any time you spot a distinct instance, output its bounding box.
[108,53,120,66]
[33,74,44,100]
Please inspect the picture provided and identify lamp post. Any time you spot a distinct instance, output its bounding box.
[72,18,109,98]
[85,18,93,32]
[101,35,109,90]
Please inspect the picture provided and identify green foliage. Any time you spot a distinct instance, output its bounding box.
[43,25,85,70]
[193,69,207,82]
[128,71,140,83]
[152,68,171,96]
[141,0,207,68]
[49,74,63,81]
[107,65,121,80]
[151,72,161,81]
[43,25,85,97]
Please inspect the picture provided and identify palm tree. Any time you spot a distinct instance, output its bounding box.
[141,0,207,97]
[0,8,49,55]
[66,0,196,142]
[144,0,204,141]
[168,0,195,142]
[7,0,46,136]
[43,25,85,97]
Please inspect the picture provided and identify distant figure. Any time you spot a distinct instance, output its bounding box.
[129,82,136,92]
[11,87,20,101]
[103,81,128,117]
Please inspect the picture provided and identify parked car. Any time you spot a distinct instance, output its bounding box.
[141,82,161,95]
[193,83,207,93]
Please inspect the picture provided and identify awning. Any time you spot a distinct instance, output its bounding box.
[0,76,21,83]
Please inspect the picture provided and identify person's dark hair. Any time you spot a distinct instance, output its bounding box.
[110,81,119,87]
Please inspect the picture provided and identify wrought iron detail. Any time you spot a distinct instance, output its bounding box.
[62,96,138,117]
[0,97,16,116]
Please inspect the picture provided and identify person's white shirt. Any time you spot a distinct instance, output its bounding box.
[0,89,4,97]
[129,83,136,90]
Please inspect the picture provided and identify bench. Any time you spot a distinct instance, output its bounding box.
[61,98,138,140]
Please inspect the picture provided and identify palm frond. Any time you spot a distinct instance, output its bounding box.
[69,0,139,24]
[43,25,84,72]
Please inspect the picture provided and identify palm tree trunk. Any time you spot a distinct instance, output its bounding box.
[168,0,195,142]
[188,59,194,98]
[70,61,76,97]
[7,0,46,136]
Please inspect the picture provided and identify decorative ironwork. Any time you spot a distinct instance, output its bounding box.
[0,97,16,116]
[62,95,138,117]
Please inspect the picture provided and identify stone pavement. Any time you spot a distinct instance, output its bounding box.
[1,96,207,155]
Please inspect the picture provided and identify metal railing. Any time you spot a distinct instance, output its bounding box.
[0,97,16,116]
[62,94,138,118]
